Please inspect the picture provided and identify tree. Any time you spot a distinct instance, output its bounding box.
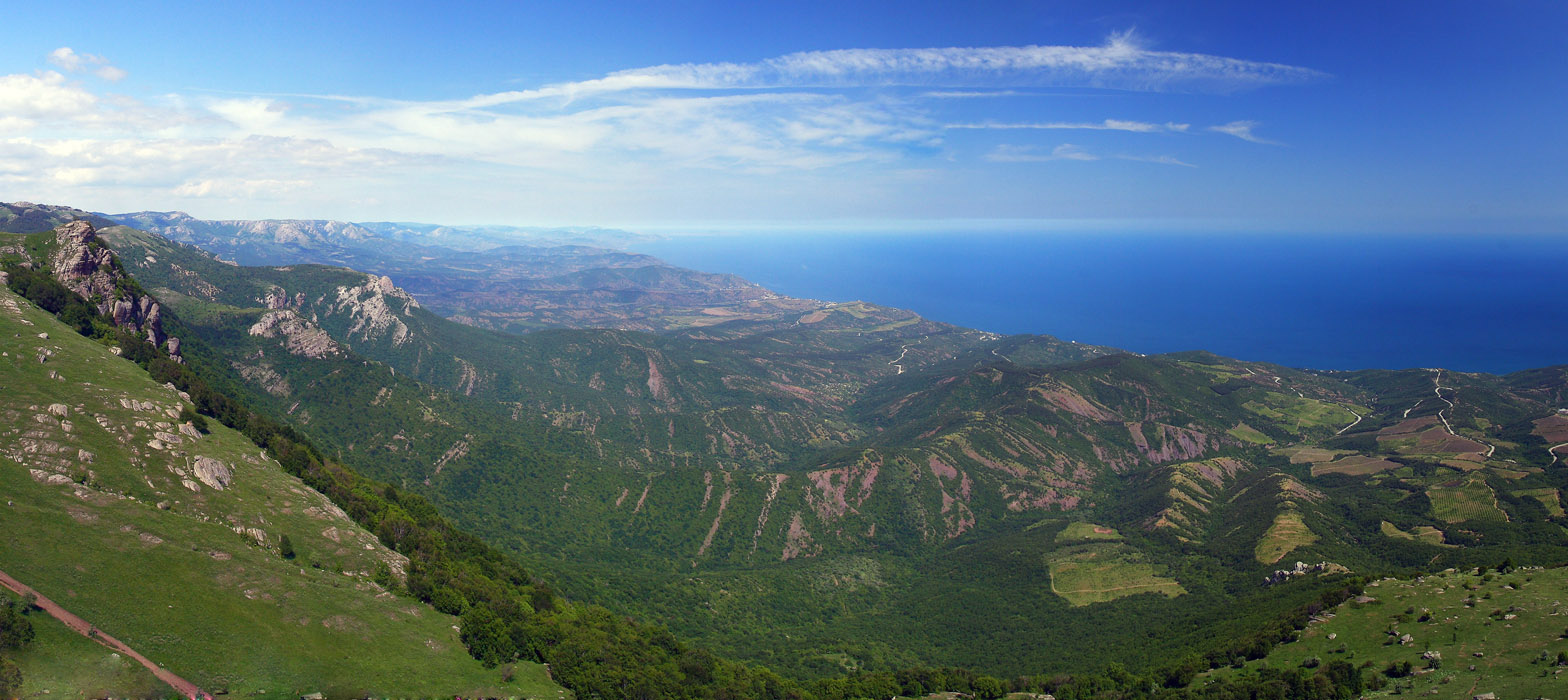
[279,534,296,560]
[0,657,22,697]
[460,603,516,668]
[372,560,397,590]
[0,601,34,650]
[971,676,1005,700]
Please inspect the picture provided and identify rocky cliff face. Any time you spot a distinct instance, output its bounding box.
[248,309,343,359]
[46,220,180,358]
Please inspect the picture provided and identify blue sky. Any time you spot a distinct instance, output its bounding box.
[1,0,1563,231]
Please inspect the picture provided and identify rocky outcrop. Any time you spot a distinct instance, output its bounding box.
[192,456,233,490]
[248,310,343,359]
[45,220,179,358]
[1264,560,1348,585]
[331,275,418,347]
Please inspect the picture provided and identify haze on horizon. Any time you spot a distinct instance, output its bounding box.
[1,1,1564,234]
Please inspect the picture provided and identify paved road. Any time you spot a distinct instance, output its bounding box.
[0,566,209,699]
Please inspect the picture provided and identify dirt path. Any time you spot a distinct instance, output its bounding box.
[0,567,209,700]
[1550,442,1568,466]
[1432,369,1497,458]
[889,336,926,375]
[1336,409,1364,436]
[889,345,909,374]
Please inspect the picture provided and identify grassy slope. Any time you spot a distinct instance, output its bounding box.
[1217,565,1568,698]
[0,286,558,697]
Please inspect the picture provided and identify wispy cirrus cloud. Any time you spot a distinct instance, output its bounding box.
[986,144,1196,167]
[1208,120,1280,145]
[2,35,1314,218]
[1117,154,1196,168]
[987,144,1100,162]
[443,30,1324,112]
[948,119,1190,133]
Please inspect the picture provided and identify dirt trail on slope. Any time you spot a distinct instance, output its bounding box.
[0,566,209,699]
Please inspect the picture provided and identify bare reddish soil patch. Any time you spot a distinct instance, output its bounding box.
[1311,454,1401,477]
[1533,415,1568,443]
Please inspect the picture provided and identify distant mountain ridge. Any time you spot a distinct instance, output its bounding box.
[108,210,825,333]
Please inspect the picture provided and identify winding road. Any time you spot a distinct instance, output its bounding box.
[0,567,209,700]
[889,345,910,374]
[1550,442,1568,466]
[1432,369,1497,458]
[1336,409,1364,436]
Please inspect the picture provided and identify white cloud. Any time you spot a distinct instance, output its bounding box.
[3,32,1321,220]
[459,31,1324,110]
[1208,120,1280,144]
[0,71,97,120]
[48,47,127,82]
[923,90,1026,99]
[986,143,1100,162]
[948,119,1189,133]
[1116,154,1197,167]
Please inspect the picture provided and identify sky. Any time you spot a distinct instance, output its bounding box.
[1,0,1564,232]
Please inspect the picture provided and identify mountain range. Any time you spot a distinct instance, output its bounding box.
[4,200,1567,697]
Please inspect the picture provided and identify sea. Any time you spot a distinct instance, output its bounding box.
[632,231,1568,375]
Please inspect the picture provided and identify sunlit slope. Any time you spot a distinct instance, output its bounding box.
[0,286,558,696]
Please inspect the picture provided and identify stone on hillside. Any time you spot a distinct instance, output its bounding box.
[178,423,201,438]
[1473,693,1496,700]
[77,449,95,463]
[47,403,68,417]
[110,346,122,356]
[36,332,48,339]
[193,456,232,490]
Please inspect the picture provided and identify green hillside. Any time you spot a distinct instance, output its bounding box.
[1215,564,1568,699]
[9,209,1568,693]
[0,284,558,696]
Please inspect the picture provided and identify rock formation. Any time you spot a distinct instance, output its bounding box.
[248,310,344,358]
[46,220,180,359]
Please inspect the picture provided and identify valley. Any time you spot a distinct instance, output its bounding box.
[4,203,1566,696]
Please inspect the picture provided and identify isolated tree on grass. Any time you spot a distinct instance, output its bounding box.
[280,534,297,560]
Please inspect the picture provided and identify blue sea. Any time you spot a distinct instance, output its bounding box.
[633,231,1568,374]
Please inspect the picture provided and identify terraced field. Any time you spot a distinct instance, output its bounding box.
[1046,528,1184,607]
[1427,476,1509,524]
[1256,512,1319,565]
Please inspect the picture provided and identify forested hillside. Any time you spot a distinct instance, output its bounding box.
[5,206,1567,695]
